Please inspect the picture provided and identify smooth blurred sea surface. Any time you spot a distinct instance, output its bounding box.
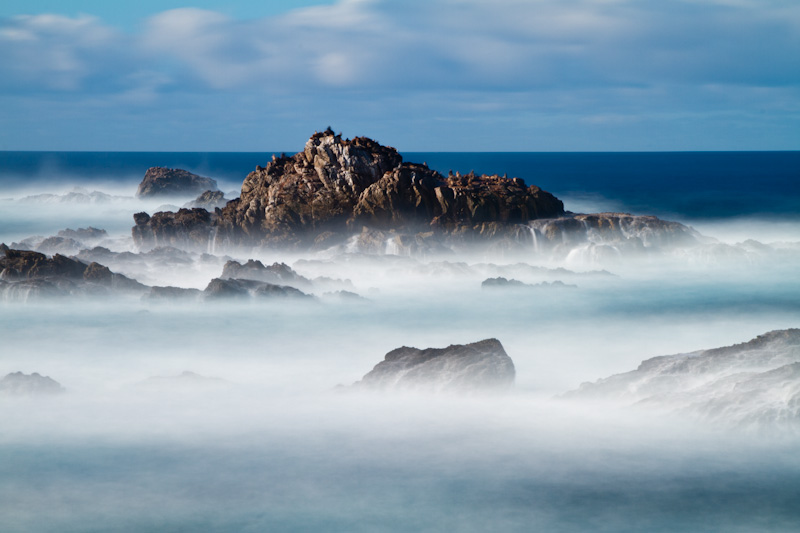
[1,150,800,533]
[1,150,798,220]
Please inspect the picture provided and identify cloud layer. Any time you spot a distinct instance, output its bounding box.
[1,0,798,150]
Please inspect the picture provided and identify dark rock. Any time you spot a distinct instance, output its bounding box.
[0,249,86,280]
[57,227,108,242]
[0,372,64,396]
[527,212,702,253]
[144,286,203,301]
[354,338,515,393]
[132,208,216,253]
[481,277,577,289]
[220,259,312,288]
[321,290,368,302]
[204,278,313,300]
[36,236,84,255]
[136,167,218,199]
[184,190,228,210]
[0,248,146,298]
[481,277,529,288]
[252,283,313,300]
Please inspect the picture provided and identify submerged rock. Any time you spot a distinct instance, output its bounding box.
[136,371,229,392]
[481,277,577,289]
[136,167,218,199]
[0,372,64,396]
[354,338,515,393]
[563,329,800,429]
[144,286,203,301]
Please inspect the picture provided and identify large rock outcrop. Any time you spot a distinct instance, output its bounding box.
[132,130,564,251]
[353,338,516,393]
[563,329,800,428]
[136,167,218,199]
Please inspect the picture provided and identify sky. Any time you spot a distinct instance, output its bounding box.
[0,0,798,151]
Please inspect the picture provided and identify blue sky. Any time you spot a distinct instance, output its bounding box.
[1,0,798,151]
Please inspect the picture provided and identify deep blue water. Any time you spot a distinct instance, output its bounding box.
[1,151,798,219]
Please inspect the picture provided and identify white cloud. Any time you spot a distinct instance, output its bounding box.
[2,0,798,95]
[0,14,122,90]
[0,0,798,150]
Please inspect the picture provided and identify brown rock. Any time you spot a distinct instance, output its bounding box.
[136,167,218,199]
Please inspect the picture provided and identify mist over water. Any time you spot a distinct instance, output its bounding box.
[1,152,800,532]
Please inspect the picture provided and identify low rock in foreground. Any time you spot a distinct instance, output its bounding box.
[564,329,800,429]
[0,372,64,396]
[354,338,515,393]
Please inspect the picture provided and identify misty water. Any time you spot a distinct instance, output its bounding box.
[2,152,800,532]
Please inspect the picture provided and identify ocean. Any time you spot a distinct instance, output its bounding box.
[2,150,799,219]
[1,149,800,533]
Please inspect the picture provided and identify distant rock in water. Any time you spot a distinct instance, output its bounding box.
[18,189,123,204]
[204,278,314,301]
[481,277,577,289]
[184,190,228,210]
[0,372,64,396]
[136,371,229,392]
[354,338,515,393]
[563,329,800,429]
[136,167,218,199]
[220,259,312,289]
[144,286,203,301]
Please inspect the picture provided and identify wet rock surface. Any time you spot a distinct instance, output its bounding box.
[564,329,800,428]
[204,278,314,301]
[354,338,515,393]
[0,248,147,299]
[220,260,312,289]
[131,130,565,252]
[136,167,219,199]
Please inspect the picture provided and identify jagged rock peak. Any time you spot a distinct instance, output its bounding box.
[131,130,565,251]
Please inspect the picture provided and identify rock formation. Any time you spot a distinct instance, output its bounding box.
[353,338,515,393]
[220,260,312,288]
[184,190,228,210]
[0,372,64,396]
[481,277,576,289]
[0,248,147,299]
[203,278,314,301]
[136,167,218,199]
[563,329,800,428]
[132,130,565,252]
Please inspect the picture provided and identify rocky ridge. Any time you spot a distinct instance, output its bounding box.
[132,130,565,252]
[563,329,800,428]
